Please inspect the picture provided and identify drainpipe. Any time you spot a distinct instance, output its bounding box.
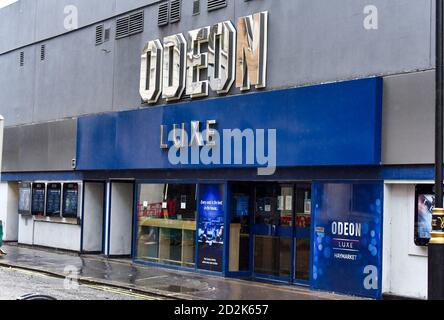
[430,0,444,301]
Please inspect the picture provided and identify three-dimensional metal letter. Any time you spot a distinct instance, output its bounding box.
[163,34,187,101]
[236,11,268,91]
[140,40,163,104]
[208,21,236,94]
[186,27,210,98]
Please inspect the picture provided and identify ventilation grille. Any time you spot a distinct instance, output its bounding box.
[95,24,104,45]
[129,11,144,35]
[19,51,24,66]
[40,44,46,61]
[193,0,200,15]
[158,2,169,26]
[207,0,227,11]
[116,16,130,39]
[116,11,144,39]
[170,0,181,23]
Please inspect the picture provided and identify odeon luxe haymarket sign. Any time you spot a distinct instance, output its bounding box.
[139,11,268,103]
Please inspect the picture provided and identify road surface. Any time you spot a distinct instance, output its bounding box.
[0,266,161,300]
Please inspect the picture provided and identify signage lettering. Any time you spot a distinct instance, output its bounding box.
[140,11,268,104]
[160,120,218,149]
[331,221,362,237]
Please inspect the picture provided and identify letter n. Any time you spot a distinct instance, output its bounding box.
[236,11,268,91]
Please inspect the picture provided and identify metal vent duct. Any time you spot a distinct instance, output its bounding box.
[40,44,46,61]
[158,2,169,26]
[170,0,181,23]
[129,11,144,35]
[115,16,130,39]
[207,0,227,11]
[116,11,144,39]
[193,0,200,15]
[95,24,104,45]
[19,51,24,66]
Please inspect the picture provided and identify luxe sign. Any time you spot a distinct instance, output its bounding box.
[139,11,268,104]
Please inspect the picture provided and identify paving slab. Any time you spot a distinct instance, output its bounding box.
[0,244,361,300]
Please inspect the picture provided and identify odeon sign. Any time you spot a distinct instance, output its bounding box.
[139,11,268,104]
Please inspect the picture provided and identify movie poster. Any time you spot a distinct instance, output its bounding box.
[197,184,225,272]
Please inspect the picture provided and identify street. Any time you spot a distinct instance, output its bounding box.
[0,266,160,300]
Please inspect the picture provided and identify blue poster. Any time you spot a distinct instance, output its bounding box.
[312,183,383,299]
[198,184,225,272]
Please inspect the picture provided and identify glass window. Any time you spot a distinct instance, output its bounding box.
[254,236,291,278]
[136,183,197,267]
[294,183,312,282]
[255,185,278,225]
[229,183,253,272]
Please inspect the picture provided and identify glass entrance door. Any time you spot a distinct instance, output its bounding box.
[253,184,292,281]
[294,183,312,284]
[228,182,312,284]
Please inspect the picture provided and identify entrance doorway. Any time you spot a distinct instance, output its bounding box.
[229,182,312,284]
[108,181,135,256]
[81,182,106,253]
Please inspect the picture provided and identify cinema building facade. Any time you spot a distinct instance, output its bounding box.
[0,0,438,300]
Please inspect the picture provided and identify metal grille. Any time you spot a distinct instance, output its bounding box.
[95,24,104,45]
[116,11,144,39]
[158,2,169,26]
[19,51,24,66]
[207,0,227,11]
[193,0,200,15]
[115,16,130,39]
[170,0,181,23]
[129,11,144,35]
[40,44,46,61]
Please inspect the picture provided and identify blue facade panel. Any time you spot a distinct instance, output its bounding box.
[76,77,383,171]
[312,182,383,299]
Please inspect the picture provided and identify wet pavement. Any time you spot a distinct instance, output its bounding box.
[0,266,149,300]
[0,244,359,300]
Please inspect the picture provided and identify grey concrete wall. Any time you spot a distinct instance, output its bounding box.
[382,70,435,165]
[0,0,438,168]
[2,119,77,172]
[0,0,435,127]
[0,0,160,53]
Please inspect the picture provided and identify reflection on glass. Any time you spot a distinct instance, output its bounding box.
[295,184,311,229]
[294,184,311,281]
[278,185,293,227]
[254,236,290,277]
[136,184,197,267]
[295,239,310,281]
[229,183,253,272]
[255,185,278,225]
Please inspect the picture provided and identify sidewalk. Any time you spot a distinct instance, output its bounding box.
[0,244,358,300]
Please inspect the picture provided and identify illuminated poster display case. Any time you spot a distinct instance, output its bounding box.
[18,181,81,224]
[31,183,46,216]
[62,183,79,218]
[46,183,62,217]
[18,182,32,216]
